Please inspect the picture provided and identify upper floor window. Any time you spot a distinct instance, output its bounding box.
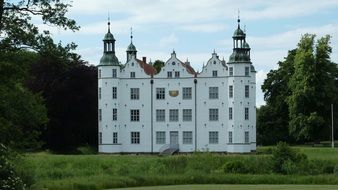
[212,70,218,77]
[229,85,233,98]
[98,109,102,121]
[245,107,249,120]
[182,87,192,99]
[112,69,117,78]
[229,107,233,120]
[113,108,117,121]
[156,88,165,100]
[131,132,140,144]
[175,71,180,78]
[113,132,118,144]
[209,109,219,121]
[245,85,249,98]
[130,88,140,100]
[98,87,101,99]
[130,109,140,122]
[130,72,135,78]
[209,87,219,99]
[99,132,102,144]
[98,69,101,78]
[229,67,233,76]
[169,109,179,122]
[167,71,172,78]
[183,109,192,121]
[156,109,165,122]
[112,87,117,99]
[245,67,250,76]
[209,131,219,144]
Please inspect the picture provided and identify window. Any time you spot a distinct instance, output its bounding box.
[112,69,117,78]
[175,71,180,78]
[229,107,233,120]
[130,72,135,78]
[229,131,233,143]
[183,109,192,121]
[156,109,165,122]
[212,70,218,77]
[156,88,165,100]
[131,109,140,121]
[209,131,219,144]
[130,88,139,100]
[98,87,101,99]
[112,87,117,99]
[183,131,193,144]
[169,109,179,122]
[156,131,165,144]
[98,69,101,78]
[209,87,219,99]
[182,87,192,99]
[113,132,118,144]
[99,132,102,144]
[245,85,249,98]
[167,71,172,78]
[209,109,219,121]
[245,107,249,120]
[245,131,249,143]
[245,67,250,76]
[113,108,117,121]
[99,109,102,121]
[229,67,233,76]
[131,132,140,144]
[229,85,233,98]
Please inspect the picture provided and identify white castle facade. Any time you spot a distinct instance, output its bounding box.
[98,19,256,153]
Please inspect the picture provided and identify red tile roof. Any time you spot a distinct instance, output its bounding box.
[136,59,157,76]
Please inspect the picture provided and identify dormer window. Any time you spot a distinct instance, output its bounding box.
[212,70,217,77]
[175,71,180,78]
[130,72,135,78]
[167,71,172,78]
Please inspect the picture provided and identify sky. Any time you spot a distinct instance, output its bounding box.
[41,0,338,107]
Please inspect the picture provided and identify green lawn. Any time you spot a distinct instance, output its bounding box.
[18,146,338,190]
[112,184,338,190]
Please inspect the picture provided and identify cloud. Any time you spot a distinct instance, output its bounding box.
[180,23,226,33]
[159,33,178,47]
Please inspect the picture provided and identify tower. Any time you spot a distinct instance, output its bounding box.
[98,20,121,153]
[126,27,137,62]
[227,16,256,152]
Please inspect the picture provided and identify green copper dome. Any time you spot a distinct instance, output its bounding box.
[127,42,137,52]
[233,28,245,37]
[104,32,115,41]
[99,53,119,66]
[243,41,250,49]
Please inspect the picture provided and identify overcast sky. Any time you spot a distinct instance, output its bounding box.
[42,0,338,106]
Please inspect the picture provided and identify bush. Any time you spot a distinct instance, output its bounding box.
[223,160,247,174]
[272,142,307,174]
[0,144,25,190]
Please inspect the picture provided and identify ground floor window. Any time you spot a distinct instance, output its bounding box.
[113,132,118,144]
[99,132,102,144]
[131,132,140,144]
[183,131,193,144]
[156,131,166,144]
[245,131,249,143]
[229,131,233,143]
[209,131,219,144]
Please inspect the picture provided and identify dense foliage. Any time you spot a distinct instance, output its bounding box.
[258,34,338,145]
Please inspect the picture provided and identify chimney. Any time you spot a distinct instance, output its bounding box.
[142,56,146,63]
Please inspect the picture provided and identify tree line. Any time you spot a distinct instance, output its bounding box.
[257,34,338,145]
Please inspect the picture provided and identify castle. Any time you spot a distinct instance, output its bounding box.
[98,18,256,153]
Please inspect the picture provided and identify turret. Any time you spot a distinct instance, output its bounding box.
[126,27,137,62]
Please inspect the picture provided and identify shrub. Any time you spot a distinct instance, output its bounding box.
[0,144,25,190]
[272,142,307,174]
[223,160,247,173]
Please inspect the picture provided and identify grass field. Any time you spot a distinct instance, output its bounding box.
[18,146,338,190]
[112,184,338,190]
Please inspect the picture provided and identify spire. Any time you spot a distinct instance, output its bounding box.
[108,12,111,33]
[237,9,240,29]
[130,27,133,43]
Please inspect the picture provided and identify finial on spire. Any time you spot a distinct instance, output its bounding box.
[237,9,240,29]
[107,12,111,32]
[130,27,133,43]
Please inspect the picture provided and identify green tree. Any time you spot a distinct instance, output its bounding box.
[153,60,165,73]
[287,34,338,142]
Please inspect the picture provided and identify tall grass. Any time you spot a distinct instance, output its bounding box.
[17,147,338,190]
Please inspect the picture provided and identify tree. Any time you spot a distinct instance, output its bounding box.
[153,60,165,73]
[287,34,338,142]
[0,0,79,51]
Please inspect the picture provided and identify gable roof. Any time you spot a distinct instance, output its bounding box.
[136,59,157,76]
